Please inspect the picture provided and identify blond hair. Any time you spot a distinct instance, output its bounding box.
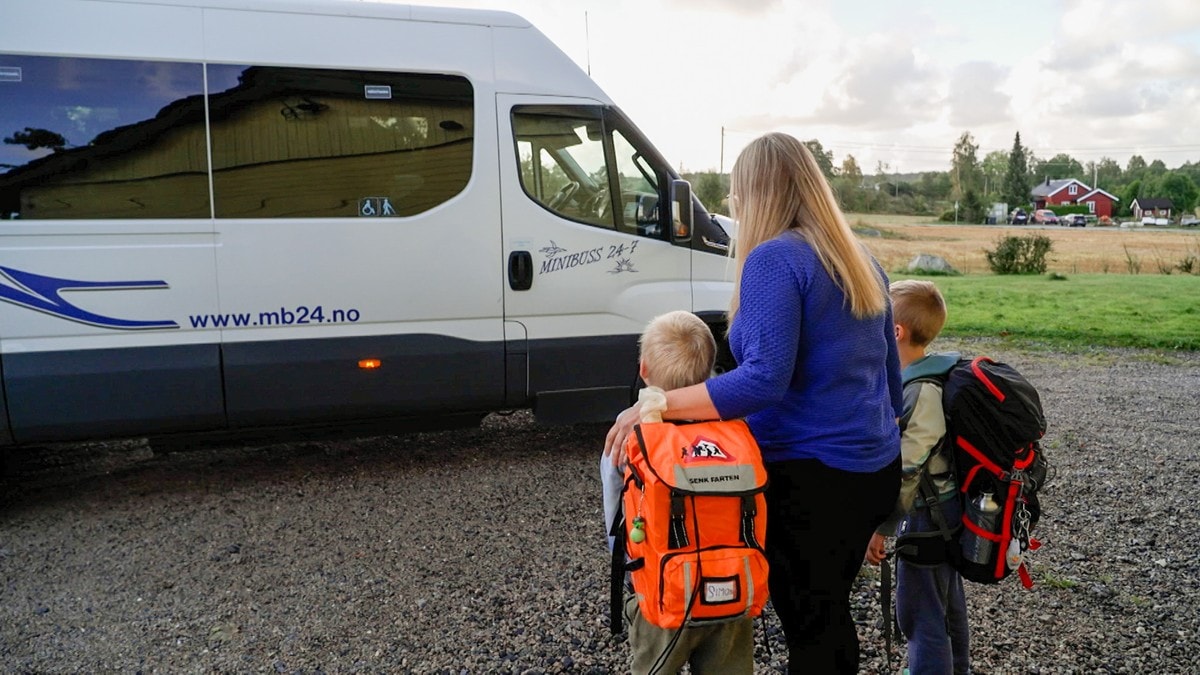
[889,279,947,347]
[638,311,716,390]
[728,132,886,321]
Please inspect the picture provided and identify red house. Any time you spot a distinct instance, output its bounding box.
[1030,178,1116,219]
[1076,188,1118,219]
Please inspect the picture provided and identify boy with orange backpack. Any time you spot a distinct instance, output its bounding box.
[601,310,767,675]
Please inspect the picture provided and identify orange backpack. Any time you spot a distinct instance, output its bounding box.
[610,419,770,631]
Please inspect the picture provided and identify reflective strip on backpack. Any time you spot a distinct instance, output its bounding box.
[743,556,754,612]
[683,561,693,614]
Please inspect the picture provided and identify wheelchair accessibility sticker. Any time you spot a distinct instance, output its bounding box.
[359,197,397,217]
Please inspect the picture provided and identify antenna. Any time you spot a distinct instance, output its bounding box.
[585,11,591,76]
[720,126,725,174]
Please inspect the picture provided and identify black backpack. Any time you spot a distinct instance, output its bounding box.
[898,354,1051,587]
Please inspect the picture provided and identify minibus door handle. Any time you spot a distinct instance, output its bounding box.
[508,250,533,291]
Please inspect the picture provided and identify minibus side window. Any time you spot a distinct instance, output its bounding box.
[207,66,473,218]
[512,110,615,230]
[608,128,664,238]
[511,107,672,240]
[0,55,209,220]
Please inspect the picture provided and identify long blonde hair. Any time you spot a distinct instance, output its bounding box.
[728,132,886,321]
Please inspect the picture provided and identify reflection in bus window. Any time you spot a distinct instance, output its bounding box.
[512,110,615,230]
[0,55,208,219]
[207,65,474,218]
[610,128,662,237]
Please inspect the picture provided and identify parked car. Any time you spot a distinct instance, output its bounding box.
[1032,209,1059,225]
[1064,214,1087,227]
[1181,215,1200,227]
[1010,208,1028,225]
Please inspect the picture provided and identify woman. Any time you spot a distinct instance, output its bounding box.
[604,132,901,673]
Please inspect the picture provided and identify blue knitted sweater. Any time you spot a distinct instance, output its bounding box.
[706,232,903,472]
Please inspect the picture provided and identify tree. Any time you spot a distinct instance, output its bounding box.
[1002,132,1031,210]
[840,154,863,182]
[981,150,1008,199]
[962,189,985,223]
[1146,159,1168,176]
[832,154,867,213]
[803,139,836,181]
[1175,160,1200,188]
[1094,157,1122,189]
[950,131,983,201]
[692,172,728,215]
[915,171,953,201]
[1146,171,1199,213]
[1024,151,1042,185]
[1118,179,1141,217]
[1041,153,1083,180]
[1125,155,1147,181]
[3,127,67,152]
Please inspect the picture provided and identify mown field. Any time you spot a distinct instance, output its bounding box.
[849,213,1200,276]
[845,215,1200,351]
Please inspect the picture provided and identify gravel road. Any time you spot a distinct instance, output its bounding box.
[2,339,1198,674]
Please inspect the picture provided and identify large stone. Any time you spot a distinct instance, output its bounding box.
[907,254,957,274]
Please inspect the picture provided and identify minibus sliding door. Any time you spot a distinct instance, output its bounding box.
[0,355,11,445]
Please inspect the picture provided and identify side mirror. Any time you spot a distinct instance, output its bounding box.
[671,179,693,243]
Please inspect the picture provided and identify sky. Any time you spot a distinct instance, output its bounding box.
[406,0,1200,176]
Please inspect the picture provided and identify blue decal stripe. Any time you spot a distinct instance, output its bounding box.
[0,266,178,330]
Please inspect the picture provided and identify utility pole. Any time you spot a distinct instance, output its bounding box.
[720,126,725,175]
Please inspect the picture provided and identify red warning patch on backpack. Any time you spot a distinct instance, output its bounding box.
[682,436,735,463]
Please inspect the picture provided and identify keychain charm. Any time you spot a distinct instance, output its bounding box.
[630,516,646,543]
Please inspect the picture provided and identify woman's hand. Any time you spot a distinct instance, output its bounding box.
[865,532,888,566]
[603,401,643,468]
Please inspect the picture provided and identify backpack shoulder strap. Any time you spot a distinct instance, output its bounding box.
[609,492,627,636]
[901,352,962,386]
[902,354,960,537]
[917,471,957,541]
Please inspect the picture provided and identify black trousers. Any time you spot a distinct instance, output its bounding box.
[764,456,900,674]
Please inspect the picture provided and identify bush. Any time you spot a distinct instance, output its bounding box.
[985,234,1053,274]
[1177,254,1198,275]
[1049,204,1090,216]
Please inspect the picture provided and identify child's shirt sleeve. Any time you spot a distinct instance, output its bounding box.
[876,379,946,534]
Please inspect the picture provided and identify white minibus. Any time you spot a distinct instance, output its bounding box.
[0,0,735,445]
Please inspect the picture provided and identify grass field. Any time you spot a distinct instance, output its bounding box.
[843,216,1200,350]
[890,273,1200,351]
[847,214,1200,276]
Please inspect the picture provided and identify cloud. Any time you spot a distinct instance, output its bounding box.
[1004,0,1200,168]
[946,62,1010,127]
[663,0,781,14]
[1061,0,1200,44]
[776,36,941,130]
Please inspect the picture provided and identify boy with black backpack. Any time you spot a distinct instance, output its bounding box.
[600,310,762,675]
[865,280,970,674]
